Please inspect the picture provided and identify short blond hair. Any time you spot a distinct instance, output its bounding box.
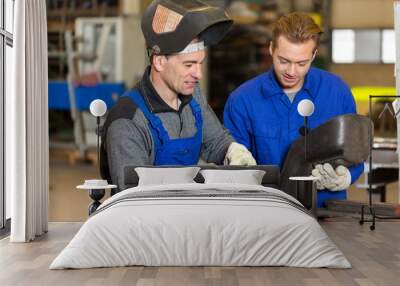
[272,12,323,51]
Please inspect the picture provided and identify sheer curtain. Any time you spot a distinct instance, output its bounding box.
[7,0,49,242]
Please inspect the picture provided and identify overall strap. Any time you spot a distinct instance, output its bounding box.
[189,97,203,127]
[125,90,169,143]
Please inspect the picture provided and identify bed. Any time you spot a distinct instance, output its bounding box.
[50,165,350,269]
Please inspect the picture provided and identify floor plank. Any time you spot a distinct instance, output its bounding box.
[2,220,399,286]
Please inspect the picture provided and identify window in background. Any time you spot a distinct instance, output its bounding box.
[5,0,13,33]
[0,6,3,230]
[382,29,395,63]
[0,0,13,232]
[5,43,11,222]
[354,30,381,63]
[332,29,394,64]
[332,29,355,63]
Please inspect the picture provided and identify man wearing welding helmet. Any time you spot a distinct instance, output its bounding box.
[224,12,364,208]
[100,0,256,190]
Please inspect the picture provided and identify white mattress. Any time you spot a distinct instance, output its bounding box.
[50,183,350,269]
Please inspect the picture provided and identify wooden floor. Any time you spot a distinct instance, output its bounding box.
[0,219,399,286]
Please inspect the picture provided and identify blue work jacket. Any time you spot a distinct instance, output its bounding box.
[224,67,364,207]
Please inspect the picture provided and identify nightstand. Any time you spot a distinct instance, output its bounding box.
[77,180,117,215]
[289,176,318,217]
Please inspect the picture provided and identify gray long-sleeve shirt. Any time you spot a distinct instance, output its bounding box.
[100,67,234,190]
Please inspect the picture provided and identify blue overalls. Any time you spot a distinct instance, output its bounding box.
[224,67,364,207]
[126,89,203,165]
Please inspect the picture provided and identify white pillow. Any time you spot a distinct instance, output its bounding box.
[200,169,266,185]
[135,167,201,186]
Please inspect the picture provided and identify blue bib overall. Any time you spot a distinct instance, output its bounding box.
[126,90,203,165]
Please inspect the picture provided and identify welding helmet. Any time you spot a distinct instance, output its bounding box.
[141,0,233,55]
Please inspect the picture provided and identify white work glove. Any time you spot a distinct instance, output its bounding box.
[224,142,257,166]
[311,163,351,191]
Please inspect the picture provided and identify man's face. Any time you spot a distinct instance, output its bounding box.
[160,50,205,96]
[270,36,316,92]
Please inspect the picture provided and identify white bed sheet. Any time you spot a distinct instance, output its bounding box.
[50,183,350,269]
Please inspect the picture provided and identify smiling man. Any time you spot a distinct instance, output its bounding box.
[101,0,256,191]
[224,12,364,208]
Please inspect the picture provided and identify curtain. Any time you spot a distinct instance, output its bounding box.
[7,0,49,242]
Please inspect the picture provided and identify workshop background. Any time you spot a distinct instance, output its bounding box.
[40,0,397,221]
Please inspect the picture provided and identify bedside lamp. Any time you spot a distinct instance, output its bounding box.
[76,99,116,215]
[89,99,107,173]
[289,99,317,214]
[297,99,315,162]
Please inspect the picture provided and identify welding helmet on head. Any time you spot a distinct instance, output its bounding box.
[141,0,233,55]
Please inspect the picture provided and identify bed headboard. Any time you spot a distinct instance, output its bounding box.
[122,165,280,191]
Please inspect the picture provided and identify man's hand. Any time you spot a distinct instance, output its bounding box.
[311,163,351,191]
[224,142,256,166]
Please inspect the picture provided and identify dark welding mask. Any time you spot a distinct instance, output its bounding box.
[141,0,233,55]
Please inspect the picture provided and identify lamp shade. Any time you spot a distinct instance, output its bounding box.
[89,99,107,117]
[297,99,315,117]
